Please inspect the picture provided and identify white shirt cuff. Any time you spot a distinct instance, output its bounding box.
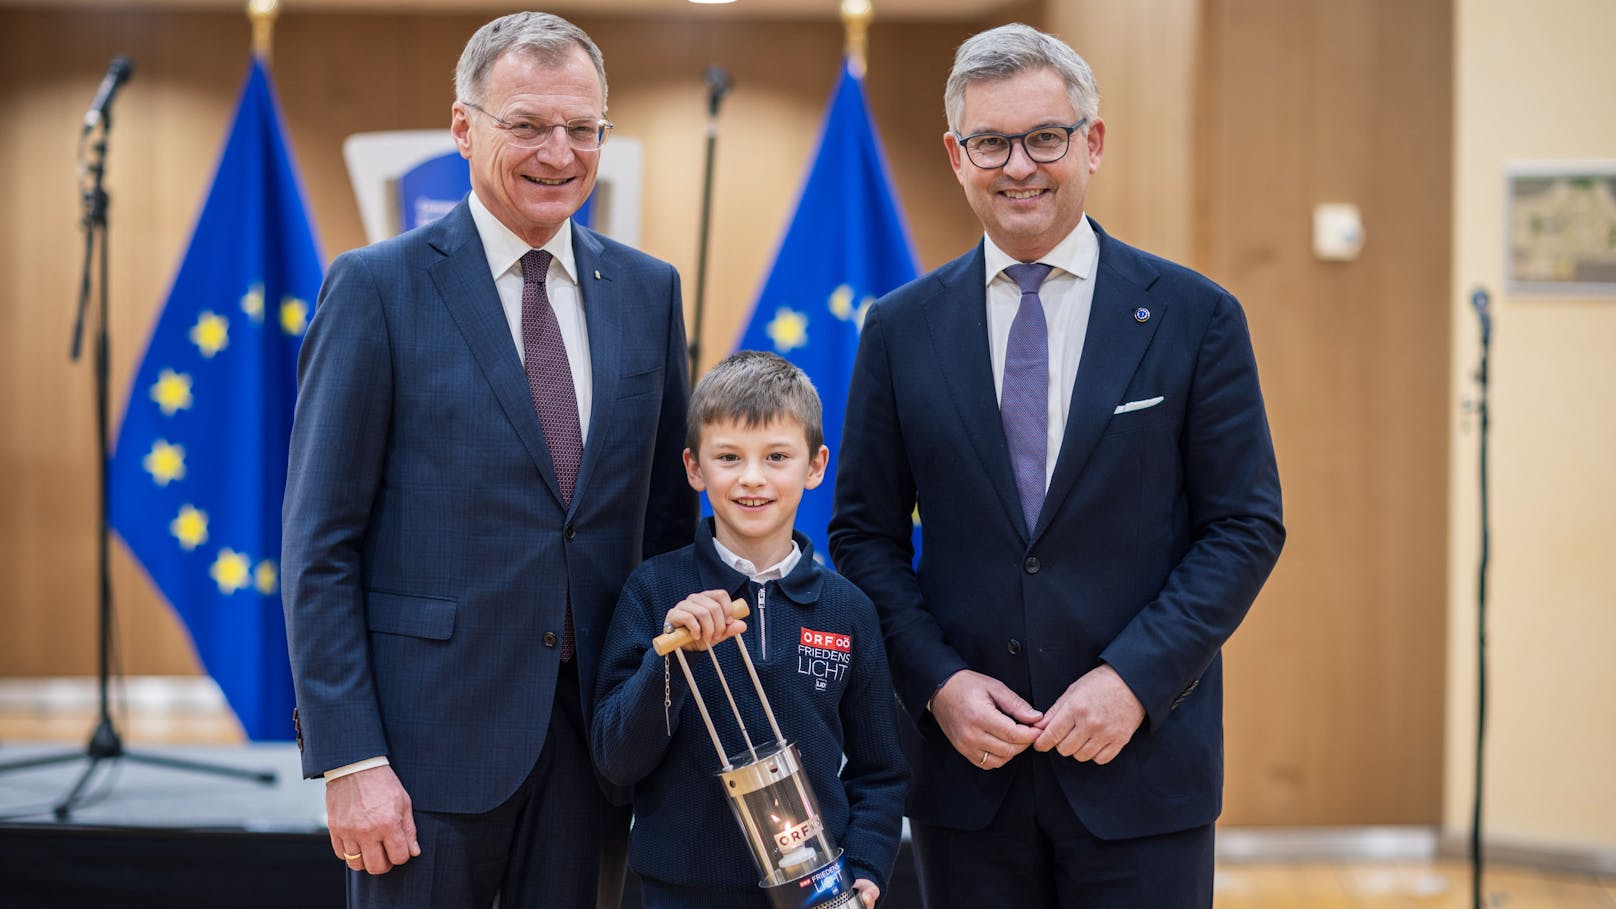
[323,755,389,781]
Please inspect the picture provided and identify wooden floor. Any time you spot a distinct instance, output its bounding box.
[3,679,1614,908]
[1215,862,1616,907]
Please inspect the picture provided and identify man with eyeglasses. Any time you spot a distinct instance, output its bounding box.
[283,11,694,909]
[831,23,1284,907]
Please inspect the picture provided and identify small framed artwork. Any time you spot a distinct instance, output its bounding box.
[1507,161,1616,295]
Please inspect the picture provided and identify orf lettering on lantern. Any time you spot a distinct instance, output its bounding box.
[773,813,825,850]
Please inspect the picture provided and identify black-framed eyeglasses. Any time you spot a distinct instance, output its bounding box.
[462,101,612,151]
[954,118,1089,169]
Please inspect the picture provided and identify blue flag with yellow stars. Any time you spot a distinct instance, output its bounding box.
[109,57,320,741]
[733,59,919,564]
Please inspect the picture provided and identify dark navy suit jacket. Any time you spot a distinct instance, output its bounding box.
[829,219,1284,840]
[282,199,695,815]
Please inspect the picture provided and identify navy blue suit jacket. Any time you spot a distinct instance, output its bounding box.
[282,199,695,815]
[829,220,1284,840]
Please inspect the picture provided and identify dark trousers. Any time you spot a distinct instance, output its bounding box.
[348,662,631,909]
[637,878,771,909]
[909,751,1213,909]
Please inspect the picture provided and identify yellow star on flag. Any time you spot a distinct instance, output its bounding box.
[151,369,194,416]
[829,285,855,320]
[765,307,809,354]
[828,284,873,330]
[170,505,209,551]
[210,548,252,595]
[241,283,265,323]
[280,296,309,336]
[188,311,230,358]
[253,560,278,596]
[142,439,186,486]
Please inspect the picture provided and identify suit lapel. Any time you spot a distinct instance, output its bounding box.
[571,224,621,513]
[1035,223,1164,542]
[922,245,1030,540]
[427,201,567,507]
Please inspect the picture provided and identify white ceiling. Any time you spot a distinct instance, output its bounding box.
[2,0,1020,21]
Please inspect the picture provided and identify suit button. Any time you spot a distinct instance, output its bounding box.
[1007,639,1022,655]
[1023,556,1040,574]
[543,632,558,648]
[565,524,577,541]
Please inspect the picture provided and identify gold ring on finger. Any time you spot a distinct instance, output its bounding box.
[979,750,990,766]
[343,852,362,861]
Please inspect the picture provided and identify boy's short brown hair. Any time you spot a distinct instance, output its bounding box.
[687,351,824,453]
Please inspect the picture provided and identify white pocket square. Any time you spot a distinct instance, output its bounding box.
[1113,396,1165,415]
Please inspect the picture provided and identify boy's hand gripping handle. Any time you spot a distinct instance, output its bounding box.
[652,601,751,656]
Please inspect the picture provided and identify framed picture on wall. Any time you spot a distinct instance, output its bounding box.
[1507,161,1616,295]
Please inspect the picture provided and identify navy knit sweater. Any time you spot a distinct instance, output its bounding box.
[592,519,908,897]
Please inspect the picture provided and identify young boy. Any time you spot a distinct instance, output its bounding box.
[592,351,907,908]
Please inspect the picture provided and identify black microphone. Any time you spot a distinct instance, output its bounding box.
[1470,287,1491,346]
[83,56,134,132]
[703,66,733,117]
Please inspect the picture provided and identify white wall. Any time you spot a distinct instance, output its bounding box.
[1446,0,1616,853]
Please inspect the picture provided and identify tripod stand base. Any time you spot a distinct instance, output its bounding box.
[0,715,277,820]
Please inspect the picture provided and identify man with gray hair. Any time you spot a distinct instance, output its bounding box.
[832,22,1284,906]
[283,11,694,907]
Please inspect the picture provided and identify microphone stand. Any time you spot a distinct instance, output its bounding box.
[689,67,732,384]
[1467,287,1492,909]
[0,95,274,822]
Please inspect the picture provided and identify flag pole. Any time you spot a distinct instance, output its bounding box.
[689,65,733,383]
[249,0,278,63]
[842,0,872,78]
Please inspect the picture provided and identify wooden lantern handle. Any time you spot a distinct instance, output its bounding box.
[652,601,751,656]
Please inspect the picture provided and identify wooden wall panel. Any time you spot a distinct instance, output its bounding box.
[1198,0,1452,826]
[0,11,247,679]
[1049,0,1200,263]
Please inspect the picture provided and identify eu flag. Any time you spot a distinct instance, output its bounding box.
[734,60,918,562]
[109,58,321,741]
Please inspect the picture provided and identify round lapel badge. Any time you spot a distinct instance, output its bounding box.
[1134,307,1151,323]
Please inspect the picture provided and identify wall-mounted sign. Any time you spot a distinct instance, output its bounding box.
[1507,161,1616,296]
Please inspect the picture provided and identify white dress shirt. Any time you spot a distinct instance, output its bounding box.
[713,538,803,583]
[469,190,594,445]
[982,215,1100,487]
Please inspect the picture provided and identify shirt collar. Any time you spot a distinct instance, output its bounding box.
[693,519,823,605]
[712,536,803,583]
[982,214,1097,287]
[468,189,578,285]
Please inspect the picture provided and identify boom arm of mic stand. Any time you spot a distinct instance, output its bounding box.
[70,131,108,362]
[690,76,731,383]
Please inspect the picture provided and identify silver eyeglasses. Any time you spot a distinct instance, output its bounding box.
[954,118,1089,169]
[462,101,613,151]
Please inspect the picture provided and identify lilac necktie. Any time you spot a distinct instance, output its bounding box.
[521,249,579,661]
[1001,262,1053,534]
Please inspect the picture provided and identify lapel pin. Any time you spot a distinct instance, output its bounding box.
[1134,307,1150,323]
[594,269,601,280]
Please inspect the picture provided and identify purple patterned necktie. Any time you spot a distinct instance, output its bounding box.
[1001,262,1053,533]
[521,249,579,661]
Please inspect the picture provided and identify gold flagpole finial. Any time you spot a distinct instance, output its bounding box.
[248,0,279,62]
[841,0,872,79]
